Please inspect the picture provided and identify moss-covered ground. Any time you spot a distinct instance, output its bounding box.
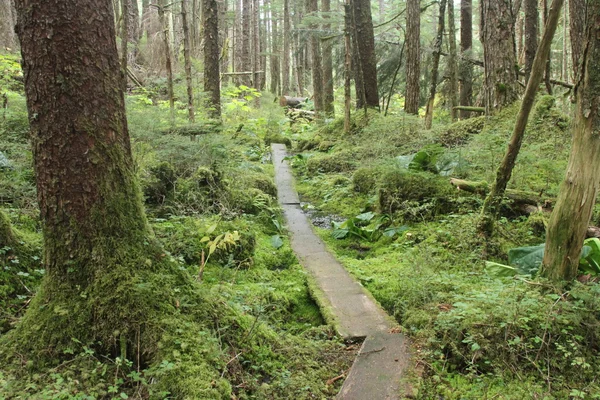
[287,98,600,398]
[0,53,353,399]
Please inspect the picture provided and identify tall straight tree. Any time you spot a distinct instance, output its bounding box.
[10,0,183,363]
[322,0,335,115]
[252,0,261,89]
[182,0,195,122]
[241,0,252,85]
[158,0,175,123]
[269,0,281,95]
[542,0,600,281]
[459,0,473,119]
[308,0,324,113]
[405,0,421,114]
[0,0,16,49]
[447,0,459,120]
[282,0,291,94]
[352,0,379,109]
[424,0,447,129]
[524,0,538,81]
[569,0,585,78]
[481,0,519,113]
[203,0,221,117]
[479,0,564,238]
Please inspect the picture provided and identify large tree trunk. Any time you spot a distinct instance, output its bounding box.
[182,0,195,122]
[344,0,352,132]
[322,0,335,116]
[121,0,129,92]
[447,0,459,121]
[269,0,280,95]
[252,0,261,90]
[424,0,447,129]
[352,0,379,109]
[569,0,585,80]
[405,0,421,114]
[203,0,221,118]
[308,0,323,114]
[350,5,366,110]
[523,0,538,82]
[11,0,179,362]
[481,0,519,114]
[158,0,175,124]
[459,0,473,119]
[282,0,291,94]
[542,0,600,281]
[479,0,564,238]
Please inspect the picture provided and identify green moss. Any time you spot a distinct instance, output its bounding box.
[352,167,380,194]
[437,116,486,147]
[264,132,292,147]
[306,151,356,174]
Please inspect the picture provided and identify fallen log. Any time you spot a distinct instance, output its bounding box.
[453,106,486,114]
[449,178,552,208]
[450,178,600,238]
[160,121,222,136]
[279,96,309,108]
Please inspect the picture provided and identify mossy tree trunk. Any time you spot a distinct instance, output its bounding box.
[322,0,335,116]
[478,0,564,238]
[158,0,175,124]
[0,209,16,248]
[569,0,585,79]
[542,0,600,281]
[447,0,459,121]
[282,0,291,94]
[459,0,473,119]
[182,0,195,122]
[523,0,538,82]
[10,0,183,364]
[352,0,379,110]
[308,0,323,115]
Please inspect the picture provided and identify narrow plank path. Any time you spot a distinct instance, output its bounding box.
[271,144,412,399]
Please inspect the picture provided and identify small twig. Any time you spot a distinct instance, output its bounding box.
[220,352,243,378]
[326,371,347,385]
[359,346,386,356]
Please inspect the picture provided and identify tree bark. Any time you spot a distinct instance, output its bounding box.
[158,0,175,124]
[447,0,459,121]
[269,0,280,95]
[0,0,17,50]
[344,0,352,131]
[424,0,447,129]
[479,0,564,238]
[524,0,538,82]
[352,0,379,109]
[182,0,195,122]
[322,0,335,116]
[11,0,179,361]
[350,4,366,110]
[542,0,600,281]
[481,0,520,114]
[308,0,323,114]
[459,0,473,119]
[405,0,421,114]
[569,0,585,80]
[241,0,252,86]
[121,0,129,92]
[282,0,291,94]
[203,0,221,118]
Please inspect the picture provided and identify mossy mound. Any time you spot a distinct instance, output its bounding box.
[352,166,382,194]
[264,132,292,147]
[437,116,486,147]
[306,151,356,174]
[377,169,456,219]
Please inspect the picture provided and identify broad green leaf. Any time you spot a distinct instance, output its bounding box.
[355,212,375,222]
[270,235,284,249]
[485,261,518,277]
[206,224,218,234]
[408,150,431,171]
[332,229,349,239]
[508,244,545,275]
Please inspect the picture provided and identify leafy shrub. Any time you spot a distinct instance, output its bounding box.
[352,167,380,194]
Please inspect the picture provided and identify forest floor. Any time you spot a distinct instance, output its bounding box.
[2,51,600,399]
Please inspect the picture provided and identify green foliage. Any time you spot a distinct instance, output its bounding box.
[437,116,486,147]
[306,150,356,174]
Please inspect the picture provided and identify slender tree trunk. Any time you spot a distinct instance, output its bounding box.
[447,0,459,121]
[219,0,229,82]
[481,0,520,114]
[561,3,568,81]
[294,1,305,95]
[344,0,352,132]
[542,0,600,281]
[322,0,335,116]
[252,0,261,90]
[282,0,291,94]
[524,0,538,82]
[516,0,525,64]
[128,0,140,62]
[203,0,221,118]
[308,0,323,114]
[350,5,366,110]
[241,0,251,85]
[405,0,421,114]
[182,0,195,122]
[121,0,129,92]
[158,0,175,124]
[424,0,447,129]
[353,0,379,109]
[542,0,553,94]
[269,0,280,94]
[479,0,564,238]
[569,0,585,80]
[11,0,180,362]
[0,0,17,49]
[459,0,473,119]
